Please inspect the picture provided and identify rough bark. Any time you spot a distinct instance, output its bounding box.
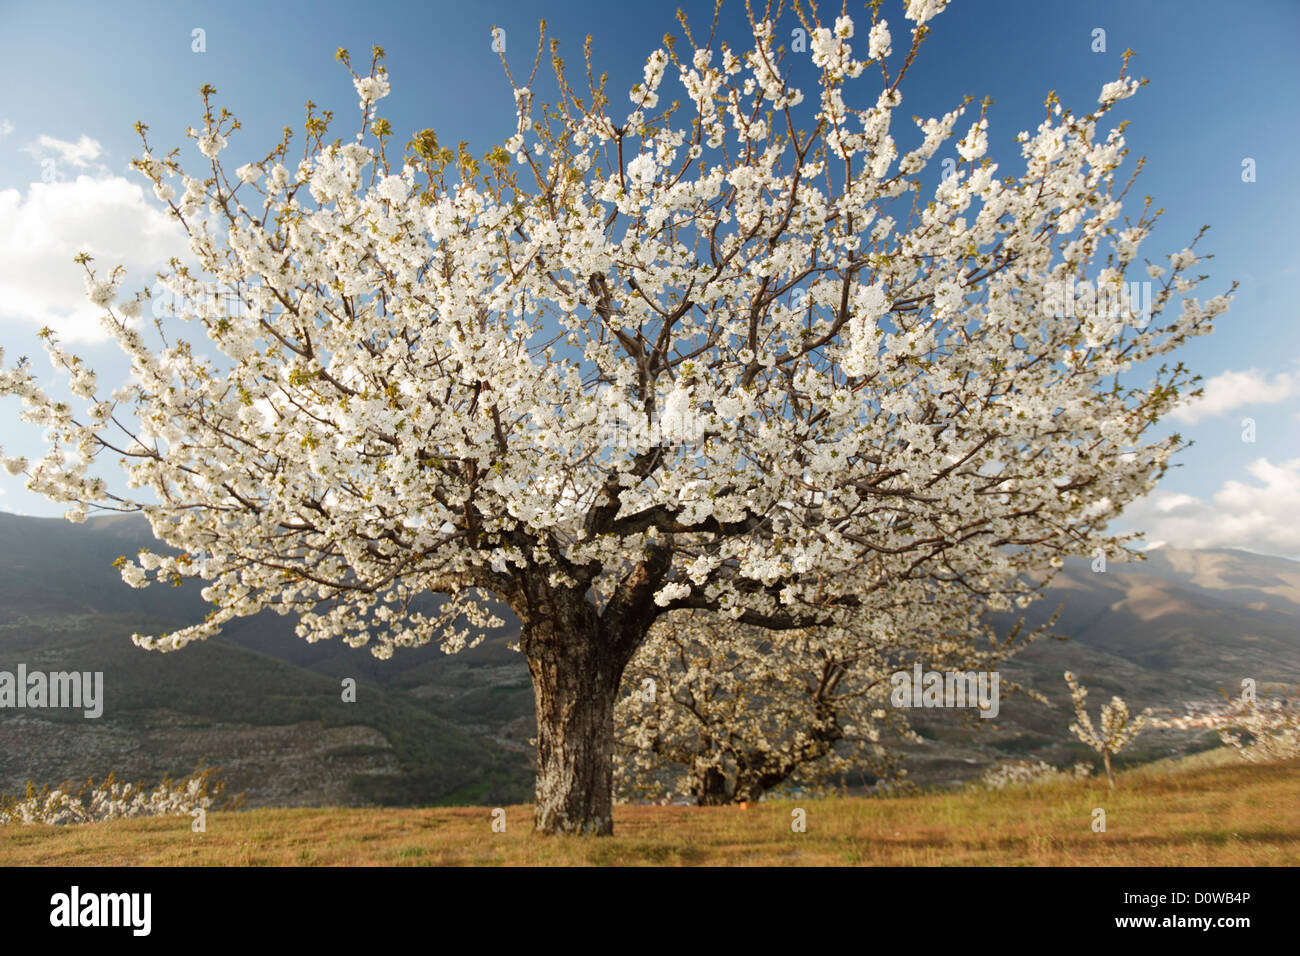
[520,591,626,835]
[512,544,667,835]
[694,766,732,806]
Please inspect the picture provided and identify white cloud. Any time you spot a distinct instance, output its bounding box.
[24,133,104,168]
[1169,367,1298,424]
[1122,457,1300,558]
[0,174,186,341]
[0,120,14,137]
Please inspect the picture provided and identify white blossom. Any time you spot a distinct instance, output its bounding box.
[868,21,892,60]
[905,0,950,25]
[196,129,227,159]
[353,70,391,108]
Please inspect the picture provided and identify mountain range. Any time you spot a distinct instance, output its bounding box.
[1,510,1296,803]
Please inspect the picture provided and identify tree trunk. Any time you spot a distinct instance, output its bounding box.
[521,595,626,835]
[695,766,732,806]
[1103,752,1116,791]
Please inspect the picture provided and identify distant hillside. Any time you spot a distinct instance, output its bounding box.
[900,546,1300,784]
[2,511,1298,800]
[0,512,533,807]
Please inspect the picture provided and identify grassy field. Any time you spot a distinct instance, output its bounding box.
[2,756,1296,866]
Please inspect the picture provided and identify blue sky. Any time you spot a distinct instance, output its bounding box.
[0,0,1297,556]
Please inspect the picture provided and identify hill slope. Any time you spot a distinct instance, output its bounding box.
[2,511,1298,799]
[0,513,532,807]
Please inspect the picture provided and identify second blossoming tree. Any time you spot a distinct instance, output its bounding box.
[0,1,1231,833]
[615,577,1041,805]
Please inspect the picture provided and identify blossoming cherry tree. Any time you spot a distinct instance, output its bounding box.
[0,3,1231,833]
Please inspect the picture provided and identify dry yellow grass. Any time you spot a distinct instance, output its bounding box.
[2,758,1296,866]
